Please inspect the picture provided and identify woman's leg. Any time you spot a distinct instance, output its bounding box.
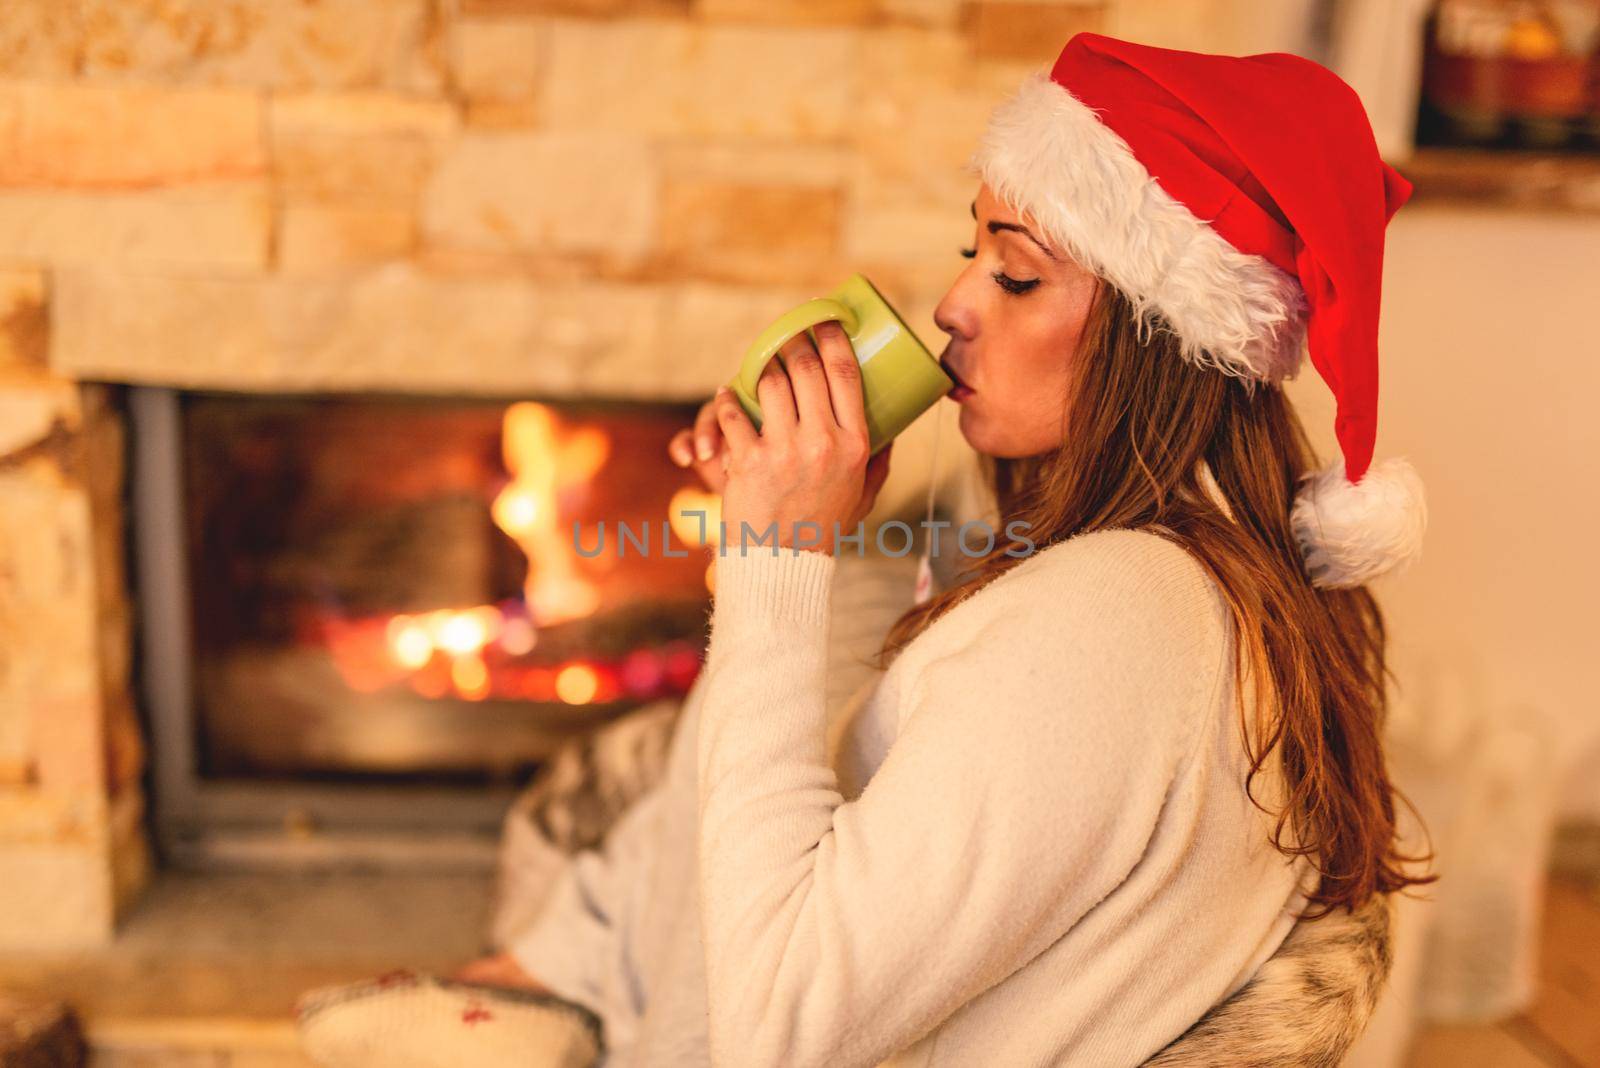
[449,951,553,994]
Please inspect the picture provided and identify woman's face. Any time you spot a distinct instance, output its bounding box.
[932,182,1101,459]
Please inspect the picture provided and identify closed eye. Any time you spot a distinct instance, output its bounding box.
[959,246,1041,295]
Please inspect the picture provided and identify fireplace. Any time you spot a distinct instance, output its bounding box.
[130,387,714,868]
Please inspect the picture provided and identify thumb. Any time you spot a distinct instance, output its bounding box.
[861,440,893,505]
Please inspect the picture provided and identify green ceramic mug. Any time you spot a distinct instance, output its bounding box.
[727,273,952,457]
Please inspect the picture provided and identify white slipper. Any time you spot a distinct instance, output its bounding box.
[296,970,603,1068]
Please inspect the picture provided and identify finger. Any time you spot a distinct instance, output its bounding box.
[778,330,834,440]
[754,352,798,439]
[692,449,728,494]
[713,385,760,455]
[669,428,694,467]
[694,397,725,463]
[813,320,869,444]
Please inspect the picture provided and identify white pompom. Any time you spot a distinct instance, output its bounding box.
[1290,456,1427,589]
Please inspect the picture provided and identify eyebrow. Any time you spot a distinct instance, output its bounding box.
[971,199,1058,261]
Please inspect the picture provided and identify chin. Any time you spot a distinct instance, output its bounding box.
[955,404,1007,458]
[956,403,1058,459]
[953,402,1017,457]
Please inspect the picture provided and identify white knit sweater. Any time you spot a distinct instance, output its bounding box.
[511,526,1317,1068]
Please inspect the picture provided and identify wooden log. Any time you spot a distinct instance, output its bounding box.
[0,992,86,1068]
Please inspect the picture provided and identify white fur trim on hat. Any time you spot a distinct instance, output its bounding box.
[965,70,1309,387]
[1290,457,1427,589]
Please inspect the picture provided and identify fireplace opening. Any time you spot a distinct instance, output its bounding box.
[131,387,714,866]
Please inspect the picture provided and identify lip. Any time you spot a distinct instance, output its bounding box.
[939,353,973,398]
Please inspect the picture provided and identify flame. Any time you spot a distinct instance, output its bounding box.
[493,402,607,627]
[324,401,708,707]
[356,402,613,703]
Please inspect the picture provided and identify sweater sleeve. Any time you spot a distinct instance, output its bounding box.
[695,532,1230,1068]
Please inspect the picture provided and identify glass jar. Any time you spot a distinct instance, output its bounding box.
[1420,0,1600,149]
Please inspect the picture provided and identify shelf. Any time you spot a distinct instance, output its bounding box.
[1396,147,1600,214]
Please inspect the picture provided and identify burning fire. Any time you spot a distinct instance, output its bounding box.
[493,402,609,627]
[321,401,713,705]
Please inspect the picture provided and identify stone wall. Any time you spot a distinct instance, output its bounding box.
[0,0,1134,947]
[8,1,1128,396]
[0,273,148,948]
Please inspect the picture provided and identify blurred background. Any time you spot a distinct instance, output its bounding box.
[0,0,1595,1065]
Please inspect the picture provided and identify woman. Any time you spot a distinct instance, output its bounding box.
[457,32,1433,1067]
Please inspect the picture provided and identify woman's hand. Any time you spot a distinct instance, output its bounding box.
[712,321,893,557]
[668,391,732,495]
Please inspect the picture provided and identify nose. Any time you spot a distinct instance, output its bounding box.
[933,274,977,344]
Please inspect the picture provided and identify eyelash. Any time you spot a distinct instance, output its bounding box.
[958,246,1041,295]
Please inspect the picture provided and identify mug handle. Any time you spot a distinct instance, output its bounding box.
[734,298,862,405]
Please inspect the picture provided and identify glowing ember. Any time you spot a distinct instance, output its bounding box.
[555,663,600,705]
[620,648,666,696]
[387,617,433,670]
[452,654,491,701]
[498,616,536,657]
[433,609,492,657]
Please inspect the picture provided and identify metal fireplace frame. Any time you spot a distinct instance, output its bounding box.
[130,386,516,871]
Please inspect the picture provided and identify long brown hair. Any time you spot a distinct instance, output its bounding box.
[875,279,1435,917]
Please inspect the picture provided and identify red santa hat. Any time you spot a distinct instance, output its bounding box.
[967,32,1427,589]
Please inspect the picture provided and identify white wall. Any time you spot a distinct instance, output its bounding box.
[1285,206,1600,819]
